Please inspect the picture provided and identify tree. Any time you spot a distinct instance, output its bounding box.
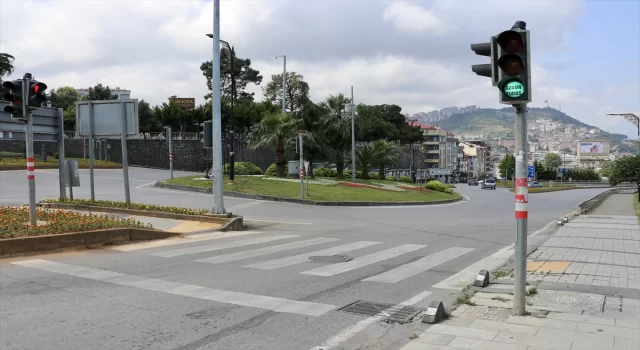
[351,143,377,180]
[373,140,402,180]
[599,161,615,178]
[319,93,352,178]
[499,154,516,179]
[0,53,15,82]
[49,86,81,129]
[544,153,562,170]
[155,97,205,132]
[262,72,310,114]
[86,84,118,100]
[609,155,640,202]
[200,54,262,102]
[250,112,301,177]
[138,100,162,133]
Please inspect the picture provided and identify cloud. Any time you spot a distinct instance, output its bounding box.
[0,0,637,139]
[383,1,448,35]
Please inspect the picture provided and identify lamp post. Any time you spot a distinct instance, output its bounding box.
[275,55,286,113]
[409,120,417,183]
[207,34,236,182]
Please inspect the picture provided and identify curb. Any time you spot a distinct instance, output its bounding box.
[154,182,464,207]
[0,228,179,257]
[0,164,122,171]
[37,203,244,231]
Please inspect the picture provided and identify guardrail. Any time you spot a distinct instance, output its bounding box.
[577,188,636,214]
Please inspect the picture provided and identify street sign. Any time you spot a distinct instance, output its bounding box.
[304,160,310,173]
[75,99,139,137]
[527,165,535,179]
[0,102,60,141]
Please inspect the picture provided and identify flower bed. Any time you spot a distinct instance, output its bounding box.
[397,186,434,193]
[0,206,149,238]
[261,177,336,186]
[370,182,406,192]
[40,199,208,215]
[338,181,405,192]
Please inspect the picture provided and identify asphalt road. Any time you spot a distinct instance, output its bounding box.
[0,168,610,350]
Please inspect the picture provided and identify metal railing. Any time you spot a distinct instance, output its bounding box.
[578,189,617,214]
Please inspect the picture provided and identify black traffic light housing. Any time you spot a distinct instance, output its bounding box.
[28,80,48,108]
[291,136,299,154]
[2,79,25,119]
[471,36,499,86]
[496,22,531,104]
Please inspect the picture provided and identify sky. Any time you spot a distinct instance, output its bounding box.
[1,0,639,139]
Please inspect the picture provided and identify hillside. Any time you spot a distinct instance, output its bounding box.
[429,107,630,151]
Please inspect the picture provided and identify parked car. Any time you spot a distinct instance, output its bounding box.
[528,181,543,188]
[482,179,497,190]
[468,179,478,186]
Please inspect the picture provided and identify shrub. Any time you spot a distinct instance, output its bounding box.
[343,170,363,179]
[385,176,396,181]
[398,176,413,183]
[223,162,262,176]
[315,167,337,177]
[368,172,379,179]
[265,163,288,177]
[426,180,453,194]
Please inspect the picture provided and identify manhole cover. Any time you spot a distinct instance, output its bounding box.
[338,300,424,323]
[309,255,352,263]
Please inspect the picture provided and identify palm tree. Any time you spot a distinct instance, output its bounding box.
[250,112,300,177]
[320,93,352,178]
[0,53,15,82]
[351,143,377,180]
[373,140,402,180]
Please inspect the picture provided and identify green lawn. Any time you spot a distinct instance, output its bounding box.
[0,157,120,168]
[162,176,460,203]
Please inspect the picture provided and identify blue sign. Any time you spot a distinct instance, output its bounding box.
[559,167,569,174]
[527,165,536,179]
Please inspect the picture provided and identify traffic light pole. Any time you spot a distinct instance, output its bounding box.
[211,0,226,214]
[513,103,529,316]
[22,74,37,226]
[299,134,304,199]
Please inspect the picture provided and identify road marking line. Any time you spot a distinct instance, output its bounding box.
[111,231,262,251]
[149,234,299,258]
[432,218,560,290]
[194,237,340,265]
[309,291,433,350]
[300,244,426,277]
[363,247,475,283]
[229,201,264,211]
[134,182,156,189]
[11,259,336,317]
[245,241,382,270]
[244,218,313,225]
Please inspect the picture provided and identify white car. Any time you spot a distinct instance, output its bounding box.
[482,179,496,190]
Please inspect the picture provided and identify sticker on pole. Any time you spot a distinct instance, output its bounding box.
[304,161,310,173]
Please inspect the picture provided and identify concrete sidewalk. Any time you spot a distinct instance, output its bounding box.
[400,192,640,350]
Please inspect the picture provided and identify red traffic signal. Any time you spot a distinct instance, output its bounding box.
[28,81,48,107]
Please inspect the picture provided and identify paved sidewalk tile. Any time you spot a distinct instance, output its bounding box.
[614,335,640,349]
[576,323,638,338]
[505,316,545,327]
[615,318,640,329]
[447,336,528,350]
[426,324,498,341]
[535,327,614,348]
[467,319,539,335]
[493,331,573,350]
[412,332,455,346]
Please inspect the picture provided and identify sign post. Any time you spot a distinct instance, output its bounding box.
[167,126,174,179]
[304,160,310,197]
[22,74,37,226]
[299,133,304,199]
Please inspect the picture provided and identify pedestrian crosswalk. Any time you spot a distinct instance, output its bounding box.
[142,233,476,284]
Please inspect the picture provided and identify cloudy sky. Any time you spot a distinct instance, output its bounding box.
[1,0,639,138]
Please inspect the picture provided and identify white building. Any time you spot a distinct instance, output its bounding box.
[76,87,131,99]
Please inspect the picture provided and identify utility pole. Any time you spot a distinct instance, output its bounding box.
[210,0,226,214]
[276,55,287,113]
[351,86,356,183]
[299,133,304,198]
[513,103,529,315]
[23,74,37,226]
[166,126,173,179]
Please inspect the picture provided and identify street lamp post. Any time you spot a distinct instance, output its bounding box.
[275,55,286,113]
[206,35,236,182]
[409,120,417,183]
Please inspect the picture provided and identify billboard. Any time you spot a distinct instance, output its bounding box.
[170,97,195,109]
[579,141,607,154]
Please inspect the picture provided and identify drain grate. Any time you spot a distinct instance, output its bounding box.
[338,300,424,323]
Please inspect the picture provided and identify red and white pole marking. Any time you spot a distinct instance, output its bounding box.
[169,152,173,162]
[27,157,35,180]
[299,168,304,179]
[514,177,528,219]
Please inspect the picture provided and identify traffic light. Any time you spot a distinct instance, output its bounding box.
[28,80,47,108]
[1,79,24,119]
[495,21,531,104]
[291,136,299,153]
[471,36,499,86]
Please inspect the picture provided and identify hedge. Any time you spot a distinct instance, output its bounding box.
[426,180,453,194]
[223,162,262,175]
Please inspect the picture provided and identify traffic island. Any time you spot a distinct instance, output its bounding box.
[38,199,243,231]
[0,206,179,257]
[155,176,463,206]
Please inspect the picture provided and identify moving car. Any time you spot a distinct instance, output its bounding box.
[528,181,543,188]
[482,179,497,190]
[468,179,478,186]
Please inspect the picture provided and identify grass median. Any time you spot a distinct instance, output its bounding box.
[0,157,120,169]
[161,175,460,203]
[0,206,149,238]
